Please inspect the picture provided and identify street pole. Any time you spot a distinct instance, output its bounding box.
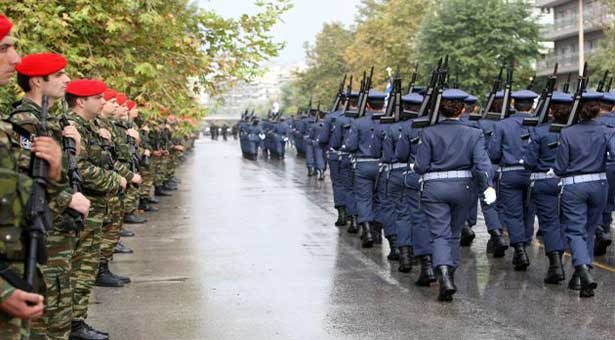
[578,0,584,76]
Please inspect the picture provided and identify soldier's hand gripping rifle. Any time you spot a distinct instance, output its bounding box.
[380,65,402,124]
[24,95,54,291]
[411,55,448,129]
[523,63,559,128]
[469,66,505,121]
[549,62,589,134]
[331,75,347,112]
[59,98,85,232]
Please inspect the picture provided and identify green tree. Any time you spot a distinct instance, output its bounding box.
[416,0,541,98]
[588,0,615,87]
[0,0,290,118]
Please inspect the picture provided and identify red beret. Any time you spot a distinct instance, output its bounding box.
[126,100,136,110]
[0,16,13,40]
[116,93,128,106]
[16,53,67,77]
[66,79,107,97]
[103,89,117,101]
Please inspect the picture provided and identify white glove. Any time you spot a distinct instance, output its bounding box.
[409,163,415,172]
[258,133,266,140]
[547,168,555,177]
[483,187,497,205]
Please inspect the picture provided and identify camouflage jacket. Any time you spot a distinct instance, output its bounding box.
[98,118,134,181]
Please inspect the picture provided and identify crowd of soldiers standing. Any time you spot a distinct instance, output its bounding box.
[0,16,199,340]
[236,56,615,302]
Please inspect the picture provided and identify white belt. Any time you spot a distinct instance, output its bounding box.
[530,172,558,181]
[422,170,472,181]
[390,163,408,170]
[501,165,525,172]
[561,173,606,185]
[354,158,380,163]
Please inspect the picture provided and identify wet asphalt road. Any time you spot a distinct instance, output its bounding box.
[90,137,615,340]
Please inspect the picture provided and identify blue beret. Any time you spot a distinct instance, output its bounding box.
[401,93,424,104]
[464,95,478,104]
[512,90,539,101]
[551,91,573,104]
[494,90,504,99]
[601,92,615,104]
[442,89,469,101]
[411,86,425,94]
[581,90,603,101]
[348,91,360,98]
[367,90,387,100]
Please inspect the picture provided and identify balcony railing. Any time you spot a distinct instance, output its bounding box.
[540,7,611,39]
[536,50,597,75]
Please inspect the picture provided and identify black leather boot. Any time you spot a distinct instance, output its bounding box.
[372,222,383,244]
[415,255,437,286]
[120,228,136,237]
[124,214,146,224]
[398,246,413,273]
[436,265,457,302]
[110,269,131,284]
[347,215,359,234]
[317,169,325,181]
[460,224,475,247]
[70,320,109,340]
[575,264,597,298]
[335,206,348,227]
[360,222,374,248]
[568,271,582,291]
[307,167,315,177]
[162,181,178,191]
[386,235,400,261]
[594,227,612,256]
[154,186,171,197]
[113,241,134,254]
[544,251,565,284]
[487,229,509,258]
[95,262,124,288]
[147,197,160,204]
[512,244,530,271]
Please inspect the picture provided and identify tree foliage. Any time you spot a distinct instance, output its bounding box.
[588,0,615,84]
[0,0,291,118]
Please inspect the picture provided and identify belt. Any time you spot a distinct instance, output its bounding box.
[422,170,472,181]
[530,172,558,181]
[501,165,525,172]
[354,158,380,163]
[402,163,416,175]
[561,173,606,185]
[389,163,408,170]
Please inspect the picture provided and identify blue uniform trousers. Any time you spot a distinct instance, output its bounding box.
[377,168,404,238]
[328,156,343,207]
[304,138,315,168]
[400,172,431,255]
[561,180,608,266]
[421,179,472,269]
[531,178,564,253]
[339,156,357,216]
[499,170,534,246]
[314,144,326,170]
[601,165,615,233]
[354,161,380,224]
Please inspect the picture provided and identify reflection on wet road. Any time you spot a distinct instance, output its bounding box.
[89,139,615,340]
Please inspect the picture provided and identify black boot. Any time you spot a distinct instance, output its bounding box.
[162,181,177,191]
[120,228,135,237]
[95,262,124,288]
[436,265,457,302]
[360,222,374,248]
[544,251,565,284]
[460,224,476,247]
[334,206,348,227]
[386,235,400,261]
[113,241,134,254]
[317,169,325,181]
[155,186,171,197]
[536,229,544,237]
[307,167,315,177]
[372,222,383,244]
[415,255,437,286]
[594,227,612,256]
[512,243,530,271]
[575,264,597,298]
[347,215,359,234]
[398,246,413,273]
[568,271,582,291]
[147,197,160,204]
[108,267,131,284]
[487,229,508,258]
[124,214,146,224]
[70,320,109,340]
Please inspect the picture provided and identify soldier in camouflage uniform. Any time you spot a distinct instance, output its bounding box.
[8,53,91,340]
[131,104,157,212]
[121,100,146,224]
[66,80,125,340]
[152,117,172,197]
[0,16,49,340]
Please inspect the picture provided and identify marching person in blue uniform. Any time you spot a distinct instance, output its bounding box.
[595,92,615,256]
[310,108,327,180]
[394,92,436,283]
[303,110,317,176]
[523,91,572,284]
[489,89,538,271]
[414,89,496,301]
[341,90,387,248]
[554,90,615,298]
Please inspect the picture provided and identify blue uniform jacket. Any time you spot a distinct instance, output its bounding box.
[554,120,615,177]
[523,122,559,172]
[489,112,533,166]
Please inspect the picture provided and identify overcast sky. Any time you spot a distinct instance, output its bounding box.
[196,0,361,66]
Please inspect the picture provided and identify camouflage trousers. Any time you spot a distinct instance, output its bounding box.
[153,156,166,187]
[100,197,123,263]
[139,169,154,201]
[71,210,103,321]
[123,184,140,215]
[31,230,75,340]
[0,264,45,340]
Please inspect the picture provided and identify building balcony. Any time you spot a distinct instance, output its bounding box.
[536,50,596,76]
[541,11,611,41]
[536,0,572,8]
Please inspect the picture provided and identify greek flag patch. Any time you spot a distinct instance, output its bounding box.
[20,135,32,150]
